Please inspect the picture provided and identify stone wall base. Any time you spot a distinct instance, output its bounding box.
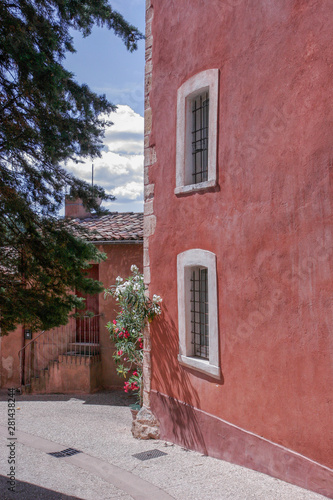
[131,406,160,440]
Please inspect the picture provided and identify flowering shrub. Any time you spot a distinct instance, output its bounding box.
[105,265,162,405]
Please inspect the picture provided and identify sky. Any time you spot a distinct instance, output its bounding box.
[63,0,146,213]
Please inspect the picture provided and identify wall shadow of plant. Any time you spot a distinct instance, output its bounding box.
[151,302,216,454]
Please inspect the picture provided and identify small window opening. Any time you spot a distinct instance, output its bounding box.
[190,267,209,359]
[191,92,209,184]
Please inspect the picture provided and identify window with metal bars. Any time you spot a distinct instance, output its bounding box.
[190,267,209,359]
[175,70,218,194]
[191,92,209,184]
[177,249,219,378]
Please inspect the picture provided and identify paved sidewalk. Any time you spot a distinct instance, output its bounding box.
[0,390,329,499]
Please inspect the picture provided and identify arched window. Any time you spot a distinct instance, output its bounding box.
[175,69,219,195]
[177,249,220,378]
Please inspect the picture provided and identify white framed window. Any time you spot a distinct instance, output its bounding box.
[175,69,219,195]
[177,249,220,378]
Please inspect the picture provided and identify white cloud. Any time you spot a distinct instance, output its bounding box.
[65,105,144,212]
[103,105,144,155]
[105,105,143,135]
[112,181,143,200]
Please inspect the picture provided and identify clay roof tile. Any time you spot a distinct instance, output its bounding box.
[72,212,143,242]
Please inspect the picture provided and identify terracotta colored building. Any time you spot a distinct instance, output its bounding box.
[0,201,143,393]
[143,1,333,497]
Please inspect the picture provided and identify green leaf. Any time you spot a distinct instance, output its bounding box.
[0,0,143,334]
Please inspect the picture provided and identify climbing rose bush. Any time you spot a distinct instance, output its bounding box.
[105,265,162,405]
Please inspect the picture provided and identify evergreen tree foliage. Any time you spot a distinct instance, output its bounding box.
[0,0,144,334]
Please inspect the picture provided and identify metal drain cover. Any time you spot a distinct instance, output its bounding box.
[48,448,82,458]
[132,449,167,461]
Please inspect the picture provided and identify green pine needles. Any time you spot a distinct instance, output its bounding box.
[0,1,144,334]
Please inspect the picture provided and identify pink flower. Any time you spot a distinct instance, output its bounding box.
[113,320,117,325]
[133,371,138,376]
[118,332,123,338]
[115,328,119,333]
[138,337,142,342]
[117,350,123,356]
[139,342,143,349]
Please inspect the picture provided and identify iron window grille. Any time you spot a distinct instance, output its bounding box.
[190,266,209,359]
[191,92,209,184]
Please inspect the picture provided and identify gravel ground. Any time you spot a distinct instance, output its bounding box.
[0,390,329,500]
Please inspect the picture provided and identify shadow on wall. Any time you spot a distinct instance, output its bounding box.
[151,303,215,454]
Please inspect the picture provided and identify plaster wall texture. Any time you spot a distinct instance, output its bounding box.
[147,0,333,480]
[0,325,22,388]
[28,356,102,394]
[0,243,143,392]
[97,243,143,389]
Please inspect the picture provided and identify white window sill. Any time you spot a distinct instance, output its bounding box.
[174,179,217,195]
[178,354,221,379]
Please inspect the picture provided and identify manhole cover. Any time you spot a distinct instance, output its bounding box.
[132,449,167,461]
[48,448,82,458]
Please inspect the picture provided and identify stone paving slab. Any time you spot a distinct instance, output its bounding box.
[0,442,132,500]
[0,390,329,499]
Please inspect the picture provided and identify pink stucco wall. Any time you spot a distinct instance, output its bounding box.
[98,243,143,389]
[0,325,22,389]
[0,242,143,392]
[148,0,333,479]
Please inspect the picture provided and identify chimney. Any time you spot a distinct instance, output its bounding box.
[65,197,93,219]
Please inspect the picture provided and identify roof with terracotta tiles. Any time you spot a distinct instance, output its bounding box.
[73,212,143,242]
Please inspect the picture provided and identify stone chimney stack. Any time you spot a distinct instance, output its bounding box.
[64,197,92,219]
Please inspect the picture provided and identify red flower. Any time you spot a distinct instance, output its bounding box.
[113,319,117,325]
[138,337,142,342]
[117,350,123,356]
[133,371,138,376]
[139,342,143,349]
